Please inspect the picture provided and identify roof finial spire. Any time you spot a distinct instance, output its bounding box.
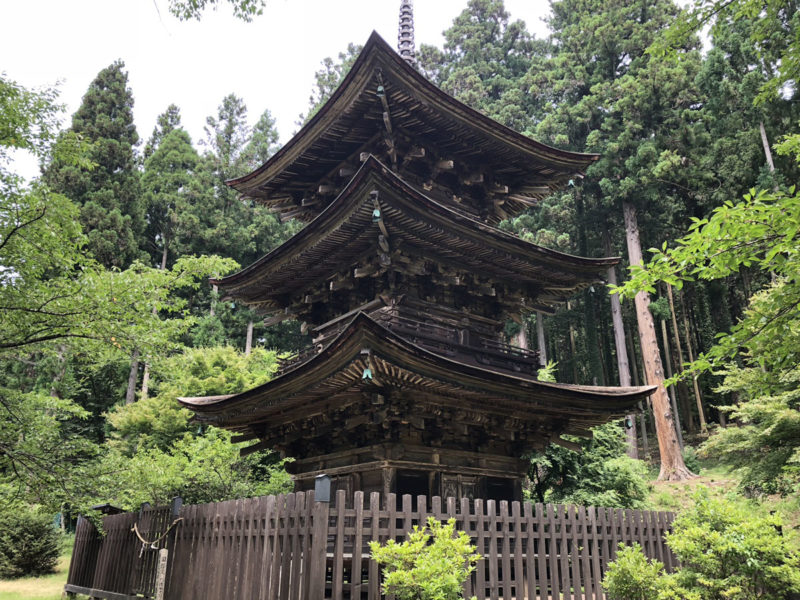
[398,0,416,66]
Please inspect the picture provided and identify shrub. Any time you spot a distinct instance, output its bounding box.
[681,446,701,474]
[603,489,800,600]
[370,517,480,600]
[0,507,60,578]
[664,489,800,600]
[603,543,665,600]
[530,422,651,508]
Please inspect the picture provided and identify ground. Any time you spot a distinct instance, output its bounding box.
[0,554,72,600]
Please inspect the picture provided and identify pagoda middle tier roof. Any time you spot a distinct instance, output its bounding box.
[227,31,597,216]
[179,313,655,454]
[214,156,619,314]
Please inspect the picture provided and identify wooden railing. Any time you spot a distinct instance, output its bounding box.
[65,491,675,600]
[278,314,540,376]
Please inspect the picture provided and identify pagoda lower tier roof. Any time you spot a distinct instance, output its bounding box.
[213,156,619,315]
[179,313,655,455]
[226,32,598,221]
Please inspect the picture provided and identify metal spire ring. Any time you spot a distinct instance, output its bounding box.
[398,0,416,66]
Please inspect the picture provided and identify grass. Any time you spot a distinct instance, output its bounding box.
[0,534,88,600]
[0,554,69,600]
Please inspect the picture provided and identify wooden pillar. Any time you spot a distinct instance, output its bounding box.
[382,467,395,500]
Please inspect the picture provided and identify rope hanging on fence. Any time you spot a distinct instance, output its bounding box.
[131,517,183,548]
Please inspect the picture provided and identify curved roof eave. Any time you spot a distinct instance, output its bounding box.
[213,155,619,292]
[179,312,656,418]
[227,31,598,196]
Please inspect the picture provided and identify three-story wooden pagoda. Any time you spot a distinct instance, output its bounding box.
[180,31,655,502]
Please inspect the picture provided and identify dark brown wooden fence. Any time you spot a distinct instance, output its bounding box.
[65,491,675,600]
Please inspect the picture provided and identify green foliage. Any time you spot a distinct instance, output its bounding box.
[300,44,361,125]
[144,103,182,160]
[700,362,800,496]
[667,490,800,599]
[681,446,701,475]
[142,127,199,268]
[529,422,650,508]
[107,345,278,453]
[43,61,144,269]
[0,506,60,578]
[167,0,266,22]
[418,0,541,132]
[603,490,800,600]
[370,517,480,600]
[99,429,291,509]
[0,388,98,508]
[653,0,799,105]
[94,345,291,510]
[536,360,558,383]
[602,543,665,600]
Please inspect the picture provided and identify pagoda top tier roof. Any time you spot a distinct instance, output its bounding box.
[227,31,597,220]
[180,312,655,455]
[213,156,619,316]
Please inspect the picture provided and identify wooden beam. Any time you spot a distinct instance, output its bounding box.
[435,159,454,170]
[462,172,484,185]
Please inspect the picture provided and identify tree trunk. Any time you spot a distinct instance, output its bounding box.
[678,289,708,432]
[759,120,776,174]
[536,312,547,366]
[245,320,254,355]
[210,284,218,317]
[160,241,169,271]
[125,348,140,405]
[605,236,638,458]
[50,344,68,399]
[623,201,693,480]
[141,363,151,400]
[660,318,684,450]
[626,324,650,458]
[665,284,696,431]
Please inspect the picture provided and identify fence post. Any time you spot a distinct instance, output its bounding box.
[308,490,330,599]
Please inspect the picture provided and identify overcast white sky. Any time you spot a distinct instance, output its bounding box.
[2,0,552,177]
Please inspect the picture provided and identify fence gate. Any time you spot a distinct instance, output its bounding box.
[64,498,182,600]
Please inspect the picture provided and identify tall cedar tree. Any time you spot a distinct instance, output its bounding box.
[525,0,704,479]
[178,96,303,350]
[44,61,144,269]
[142,127,199,270]
[417,0,542,133]
[143,103,182,160]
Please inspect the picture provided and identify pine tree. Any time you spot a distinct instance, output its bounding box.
[142,127,199,269]
[44,61,144,269]
[418,0,542,132]
[144,103,182,160]
[241,108,280,170]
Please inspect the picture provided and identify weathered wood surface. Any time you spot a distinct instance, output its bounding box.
[66,491,675,600]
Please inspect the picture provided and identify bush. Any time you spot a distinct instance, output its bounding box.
[529,422,651,508]
[664,489,800,600]
[603,543,664,600]
[370,517,480,600]
[0,507,60,578]
[602,489,800,600]
[681,446,701,474]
